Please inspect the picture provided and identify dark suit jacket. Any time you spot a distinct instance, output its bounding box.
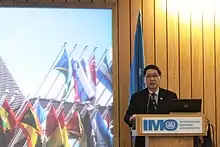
[124,87,178,147]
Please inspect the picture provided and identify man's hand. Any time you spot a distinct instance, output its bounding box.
[129,114,136,122]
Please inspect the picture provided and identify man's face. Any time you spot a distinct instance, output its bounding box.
[144,69,160,90]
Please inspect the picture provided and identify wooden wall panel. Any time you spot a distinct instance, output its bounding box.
[191,10,203,103]
[112,5,119,147]
[155,0,167,88]
[93,0,105,3]
[167,0,179,97]
[143,0,155,65]
[130,0,142,60]
[203,8,216,141]
[79,0,91,3]
[179,8,192,98]
[119,0,220,146]
[106,0,117,4]
[118,0,131,147]
[215,10,220,147]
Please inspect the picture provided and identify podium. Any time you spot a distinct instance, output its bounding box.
[132,113,207,147]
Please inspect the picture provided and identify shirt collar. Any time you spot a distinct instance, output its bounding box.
[148,88,159,96]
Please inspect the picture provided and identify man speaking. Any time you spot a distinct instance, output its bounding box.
[124,64,178,147]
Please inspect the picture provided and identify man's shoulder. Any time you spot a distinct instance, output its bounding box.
[159,88,177,95]
[131,88,148,98]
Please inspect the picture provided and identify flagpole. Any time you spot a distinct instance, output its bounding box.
[88,46,97,62]
[92,49,109,105]
[8,98,30,147]
[80,102,91,116]
[94,48,110,90]
[45,44,82,120]
[33,42,67,97]
[96,49,108,70]
[95,60,112,86]
[78,45,88,60]
[64,47,98,124]
[101,105,110,118]
[22,98,54,147]
[44,72,61,98]
[11,95,47,147]
[9,90,19,105]
[95,87,106,104]
[44,44,78,99]
[10,84,55,147]
[39,46,90,145]
[104,95,113,106]
[65,102,78,123]
[51,45,89,115]
[58,81,75,100]
[10,43,79,147]
[72,139,78,147]
[95,58,113,105]
[55,45,90,100]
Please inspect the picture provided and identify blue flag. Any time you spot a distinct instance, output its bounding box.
[129,11,145,103]
[97,55,112,93]
[54,47,72,98]
[95,111,113,147]
[34,102,47,125]
[129,11,145,147]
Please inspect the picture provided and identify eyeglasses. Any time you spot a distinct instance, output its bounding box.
[145,74,160,79]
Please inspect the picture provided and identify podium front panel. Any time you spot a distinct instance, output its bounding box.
[135,114,206,136]
[148,136,193,147]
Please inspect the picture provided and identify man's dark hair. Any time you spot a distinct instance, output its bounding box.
[143,64,161,76]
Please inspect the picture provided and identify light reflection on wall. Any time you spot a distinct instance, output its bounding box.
[160,0,220,24]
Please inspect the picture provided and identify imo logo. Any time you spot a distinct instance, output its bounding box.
[164,119,177,130]
[143,119,178,131]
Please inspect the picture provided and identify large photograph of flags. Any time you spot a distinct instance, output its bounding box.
[0,8,113,147]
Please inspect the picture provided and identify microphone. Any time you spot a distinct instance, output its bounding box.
[146,94,152,114]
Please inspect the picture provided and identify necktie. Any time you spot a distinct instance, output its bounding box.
[151,93,157,111]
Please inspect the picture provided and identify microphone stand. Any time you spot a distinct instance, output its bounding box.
[131,94,152,147]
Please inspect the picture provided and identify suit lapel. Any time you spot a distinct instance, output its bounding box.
[143,89,149,112]
[158,88,164,105]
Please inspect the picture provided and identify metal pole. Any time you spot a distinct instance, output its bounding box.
[33,42,67,97]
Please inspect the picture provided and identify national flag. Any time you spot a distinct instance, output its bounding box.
[72,59,95,102]
[34,101,47,125]
[95,111,113,147]
[81,57,96,91]
[54,47,72,98]
[46,105,64,147]
[58,108,70,147]
[0,99,17,133]
[79,110,92,147]
[18,102,41,147]
[89,55,96,86]
[72,59,80,102]
[66,110,83,139]
[97,55,112,93]
[109,61,113,74]
[129,11,145,101]
[105,111,111,129]
[34,101,48,145]
[129,11,145,146]
[80,58,90,78]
